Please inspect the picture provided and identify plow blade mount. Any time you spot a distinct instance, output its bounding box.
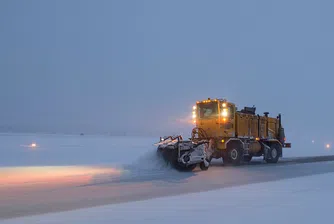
[155,135,212,171]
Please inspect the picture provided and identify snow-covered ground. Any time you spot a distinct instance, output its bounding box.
[2,170,334,224]
[1,133,334,223]
[0,133,157,167]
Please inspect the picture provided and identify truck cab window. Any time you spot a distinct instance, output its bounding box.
[198,102,218,119]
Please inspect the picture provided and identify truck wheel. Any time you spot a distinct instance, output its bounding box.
[227,144,243,165]
[266,143,282,163]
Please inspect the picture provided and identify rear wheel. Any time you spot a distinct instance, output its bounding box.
[265,143,282,163]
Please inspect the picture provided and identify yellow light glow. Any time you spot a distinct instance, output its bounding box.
[193,120,196,124]
[0,166,123,187]
[192,114,196,119]
[222,103,226,107]
[256,137,260,141]
[193,105,196,110]
[222,110,228,117]
[221,139,225,143]
[31,143,37,148]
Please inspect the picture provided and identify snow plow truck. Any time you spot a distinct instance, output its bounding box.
[155,98,291,171]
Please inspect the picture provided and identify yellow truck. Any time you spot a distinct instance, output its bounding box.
[156,98,291,171]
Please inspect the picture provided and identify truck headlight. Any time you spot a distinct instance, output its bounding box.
[222,109,228,117]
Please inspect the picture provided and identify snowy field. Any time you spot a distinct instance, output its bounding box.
[0,133,158,167]
[1,133,334,223]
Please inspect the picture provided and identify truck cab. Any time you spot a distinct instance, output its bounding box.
[192,98,236,144]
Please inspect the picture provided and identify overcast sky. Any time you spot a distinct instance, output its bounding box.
[1,0,333,142]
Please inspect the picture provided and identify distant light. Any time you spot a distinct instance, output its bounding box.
[193,105,196,110]
[312,140,315,143]
[326,144,330,149]
[30,142,37,148]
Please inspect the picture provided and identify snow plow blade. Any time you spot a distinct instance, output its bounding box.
[154,135,213,171]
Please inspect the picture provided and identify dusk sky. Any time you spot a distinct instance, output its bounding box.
[1,0,333,142]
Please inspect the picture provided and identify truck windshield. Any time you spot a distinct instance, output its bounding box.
[198,102,218,119]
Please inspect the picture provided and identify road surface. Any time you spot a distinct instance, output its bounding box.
[1,155,334,220]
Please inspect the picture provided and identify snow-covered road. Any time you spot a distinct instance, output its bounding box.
[2,169,334,224]
[1,158,334,220]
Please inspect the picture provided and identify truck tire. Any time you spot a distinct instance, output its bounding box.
[266,143,282,163]
[226,143,243,166]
